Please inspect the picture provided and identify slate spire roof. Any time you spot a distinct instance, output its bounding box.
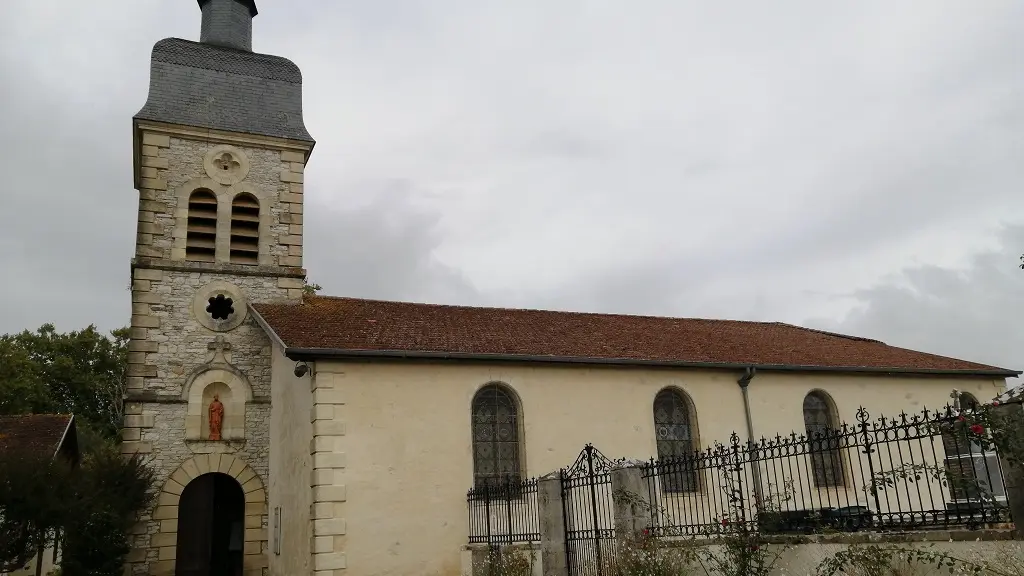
[251,296,1019,377]
[134,0,313,143]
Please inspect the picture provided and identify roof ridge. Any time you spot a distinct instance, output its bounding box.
[772,323,885,344]
[302,294,782,327]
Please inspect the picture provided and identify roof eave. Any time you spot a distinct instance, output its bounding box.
[281,347,1022,379]
[52,415,74,461]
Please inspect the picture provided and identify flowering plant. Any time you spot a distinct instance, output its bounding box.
[816,389,1024,576]
[601,529,695,576]
[473,545,534,576]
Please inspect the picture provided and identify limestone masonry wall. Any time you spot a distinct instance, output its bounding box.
[123,127,310,576]
[135,132,306,268]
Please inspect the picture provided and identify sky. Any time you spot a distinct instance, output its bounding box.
[0,1,1022,375]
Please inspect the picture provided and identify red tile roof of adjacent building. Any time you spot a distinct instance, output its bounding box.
[0,414,75,455]
[251,296,1019,377]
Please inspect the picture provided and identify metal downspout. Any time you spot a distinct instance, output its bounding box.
[738,367,765,508]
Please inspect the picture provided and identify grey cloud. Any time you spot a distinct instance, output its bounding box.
[302,180,481,306]
[807,224,1024,374]
[0,58,135,335]
[1,0,1022,378]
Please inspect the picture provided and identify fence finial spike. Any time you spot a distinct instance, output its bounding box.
[856,406,870,423]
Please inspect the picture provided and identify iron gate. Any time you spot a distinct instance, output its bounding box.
[560,444,617,576]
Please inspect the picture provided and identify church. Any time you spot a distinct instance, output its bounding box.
[121,2,1019,575]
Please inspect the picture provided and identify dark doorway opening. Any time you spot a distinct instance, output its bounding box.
[175,472,245,576]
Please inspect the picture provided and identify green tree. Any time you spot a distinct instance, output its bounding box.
[1,325,128,439]
[0,339,48,415]
[61,447,154,576]
[0,448,73,574]
[0,323,153,575]
[0,445,154,576]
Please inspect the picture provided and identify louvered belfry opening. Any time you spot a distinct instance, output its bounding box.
[230,193,260,265]
[185,189,219,262]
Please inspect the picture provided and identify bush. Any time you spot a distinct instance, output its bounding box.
[474,545,534,576]
[602,530,695,576]
[0,448,73,573]
[61,446,154,576]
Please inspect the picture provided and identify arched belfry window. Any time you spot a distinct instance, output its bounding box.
[654,388,698,492]
[229,193,260,265]
[803,391,844,487]
[471,384,521,490]
[185,189,218,262]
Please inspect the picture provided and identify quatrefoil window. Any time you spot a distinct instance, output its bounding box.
[213,152,241,173]
[206,294,235,321]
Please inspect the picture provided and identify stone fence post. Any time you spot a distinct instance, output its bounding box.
[538,472,568,576]
[995,402,1024,538]
[610,462,652,543]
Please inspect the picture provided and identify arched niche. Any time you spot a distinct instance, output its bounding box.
[183,366,253,441]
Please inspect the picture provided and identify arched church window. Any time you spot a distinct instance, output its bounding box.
[803,391,844,487]
[654,388,698,492]
[229,193,260,265]
[471,384,521,491]
[185,189,218,262]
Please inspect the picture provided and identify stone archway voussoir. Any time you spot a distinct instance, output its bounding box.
[235,466,256,486]
[182,457,201,479]
[227,456,246,478]
[218,454,238,474]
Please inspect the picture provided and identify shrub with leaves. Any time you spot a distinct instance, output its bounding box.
[815,389,1024,576]
[602,529,695,576]
[681,440,791,576]
[815,544,993,576]
[473,545,534,576]
[0,442,154,575]
[0,447,72,574]
[614,439,793,576]
[61,446,155,576]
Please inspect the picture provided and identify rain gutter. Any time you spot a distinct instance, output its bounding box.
[276,347,1021,379]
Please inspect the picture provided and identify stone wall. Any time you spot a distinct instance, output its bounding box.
[124,125,310,576]
[135,130,306,268]
[462,535,1024,576]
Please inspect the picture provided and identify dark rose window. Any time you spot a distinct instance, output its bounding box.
[206,294,235,320]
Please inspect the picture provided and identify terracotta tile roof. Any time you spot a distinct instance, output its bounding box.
[0,414,74,456]
[252,296,1018,376]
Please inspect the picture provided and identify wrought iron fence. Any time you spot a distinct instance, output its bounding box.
[561,444,617,576]
[466,476,540,545]
[642,405,1009,537]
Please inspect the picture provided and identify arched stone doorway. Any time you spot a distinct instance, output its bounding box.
[175,472,245,576]
[129,454,267,576]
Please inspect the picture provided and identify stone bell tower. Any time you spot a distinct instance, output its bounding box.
[122,1,314,574]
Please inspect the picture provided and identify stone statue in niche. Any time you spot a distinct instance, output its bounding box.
[208,394,225,441]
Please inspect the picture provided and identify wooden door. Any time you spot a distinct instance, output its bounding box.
[175,474,216,576]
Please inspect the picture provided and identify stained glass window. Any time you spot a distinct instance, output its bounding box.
[803,392,844,487]
[472,384,521,491]
[654,389,698,492]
